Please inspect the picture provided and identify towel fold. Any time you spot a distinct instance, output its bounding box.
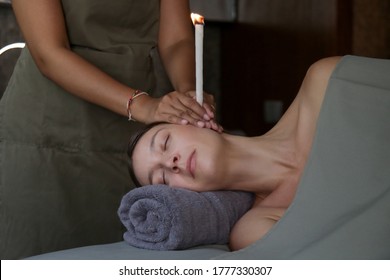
[118,185,254,250]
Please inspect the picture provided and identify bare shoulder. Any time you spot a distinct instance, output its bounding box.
[307,56,342,78]
[300,56,342,101]
[229,206,285,251]
[294,56,342,122]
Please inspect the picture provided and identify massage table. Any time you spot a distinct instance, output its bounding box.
[28,55,390,259]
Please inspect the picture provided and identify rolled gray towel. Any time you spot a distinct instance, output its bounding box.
[118,185,254,250]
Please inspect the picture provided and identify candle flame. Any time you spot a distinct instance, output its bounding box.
[191,13,204,25]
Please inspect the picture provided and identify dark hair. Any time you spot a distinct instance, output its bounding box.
[127,122,167,187]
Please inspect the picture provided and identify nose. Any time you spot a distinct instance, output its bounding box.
[164,154,180,173]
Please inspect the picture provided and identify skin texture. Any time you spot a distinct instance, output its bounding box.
[132,56,342,250]
[12,0,221,131]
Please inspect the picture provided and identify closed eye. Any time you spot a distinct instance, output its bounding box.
[162,134,170,185]
[164,134,170,151]
[162,171,167,185]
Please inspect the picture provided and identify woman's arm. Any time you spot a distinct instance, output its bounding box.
[229,206,285,251]
[12,0,134,117]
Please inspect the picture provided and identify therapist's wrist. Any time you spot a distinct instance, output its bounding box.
[127,93,155,124]
[174,81,195,94]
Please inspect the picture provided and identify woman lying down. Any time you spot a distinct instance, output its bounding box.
[126,56,340,251]
[126,55,390,253]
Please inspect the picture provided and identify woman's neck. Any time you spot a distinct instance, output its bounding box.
[221,133,301,194]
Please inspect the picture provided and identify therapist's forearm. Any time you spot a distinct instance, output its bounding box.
[36,47,137,117]
[159,39,196,93]
[13,0,139,118]
[158,0,196,94]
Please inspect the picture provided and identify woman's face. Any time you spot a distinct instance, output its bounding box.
[132,123,226,191]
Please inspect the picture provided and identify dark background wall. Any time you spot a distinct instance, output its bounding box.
[220,0,390,135]
[353,0,390,58]
[1,0,390,135]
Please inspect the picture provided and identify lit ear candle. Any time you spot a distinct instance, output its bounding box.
[191,13,204,105]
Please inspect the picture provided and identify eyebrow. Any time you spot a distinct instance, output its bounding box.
[148,127,164,185]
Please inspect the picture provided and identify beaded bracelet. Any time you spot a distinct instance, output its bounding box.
[126,89,149,121]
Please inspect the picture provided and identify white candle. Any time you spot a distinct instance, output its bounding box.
[191,13,204,105]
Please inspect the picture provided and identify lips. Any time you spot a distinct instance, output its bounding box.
[186,150,196,178]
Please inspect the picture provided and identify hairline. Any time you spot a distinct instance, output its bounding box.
[127,122,167,187]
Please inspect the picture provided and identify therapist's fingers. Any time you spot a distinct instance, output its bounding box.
[185,91,223,132]
[186,91,217,120]
[150,91,223,132]
[180,91,214,121]
[203,92,216,118]
[152,92,206,125]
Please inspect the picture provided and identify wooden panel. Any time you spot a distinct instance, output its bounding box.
[353,0,390,58]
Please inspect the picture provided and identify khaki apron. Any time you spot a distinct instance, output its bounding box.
[0,0,159,259]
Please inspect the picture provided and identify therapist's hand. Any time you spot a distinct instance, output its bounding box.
[132,90,222,132]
